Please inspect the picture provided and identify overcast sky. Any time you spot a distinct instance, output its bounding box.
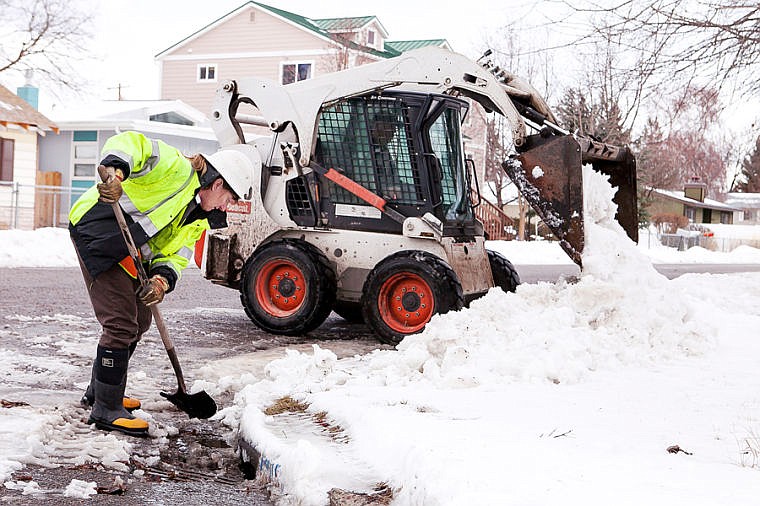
[11,0,755,158]
[79,0,541,103]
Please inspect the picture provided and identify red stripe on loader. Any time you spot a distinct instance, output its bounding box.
[323,168,388,211]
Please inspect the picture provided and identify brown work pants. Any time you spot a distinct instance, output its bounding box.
[77,252,152,349]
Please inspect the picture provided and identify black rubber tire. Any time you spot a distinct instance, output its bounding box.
[487,249,520,293]
[332,301,365,323]
[361,251,463,345]
[240,239,336,335]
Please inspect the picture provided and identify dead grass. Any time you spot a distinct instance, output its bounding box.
[328,482,394,505]
[738,428,760,468]
[264,396,309,416]
[265,398,349,443]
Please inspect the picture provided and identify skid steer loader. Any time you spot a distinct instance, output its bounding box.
[196,46,638,344]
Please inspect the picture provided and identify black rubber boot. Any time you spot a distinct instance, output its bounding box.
[87,346,148,437]
[81,343,141,411]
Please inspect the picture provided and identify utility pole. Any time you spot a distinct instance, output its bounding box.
[107,83,128,100]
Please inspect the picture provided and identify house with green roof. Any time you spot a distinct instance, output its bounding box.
[154,2,488,219]
[155,1,451,117]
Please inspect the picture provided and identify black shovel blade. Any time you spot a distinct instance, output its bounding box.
[160,389,217,419]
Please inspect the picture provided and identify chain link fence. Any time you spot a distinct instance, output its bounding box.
[0,181,87,230]
[650,228,760,253]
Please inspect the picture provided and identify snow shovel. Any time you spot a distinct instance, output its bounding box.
[98,166,217,419]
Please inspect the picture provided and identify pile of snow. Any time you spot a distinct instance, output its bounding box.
[0,228,78,268]
[63,479,97,498]
[209,167,760,505]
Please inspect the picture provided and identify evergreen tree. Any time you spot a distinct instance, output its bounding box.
[555,87,594,137]
[555,87,629,144]
[732,135,760,193]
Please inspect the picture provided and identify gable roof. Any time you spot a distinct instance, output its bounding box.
[312,16,390,37]
[51,99,208,125]
[725,192,760,208]
[385,39,451,52]
[652,188,742,213]
[156,1,448,60]
[155,1,334,58]
[312,16,374,31]
[0,84,58,135]
[49,99,216,140]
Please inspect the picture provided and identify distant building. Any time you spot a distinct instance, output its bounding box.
[724,192,760,224]
[36,99,218,226]
[154,2,501,231]
[155,2,451,116]
[648,179,742,225]
[0,84,58,229]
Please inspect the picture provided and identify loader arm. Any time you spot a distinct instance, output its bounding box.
[211,46,547,164]
[210,46,638,266]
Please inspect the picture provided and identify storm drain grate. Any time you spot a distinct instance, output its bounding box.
[143,465,240,485]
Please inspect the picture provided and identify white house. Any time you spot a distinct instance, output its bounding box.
[37,98,219,227]
[725,192,760,224]
[0,84,58,229]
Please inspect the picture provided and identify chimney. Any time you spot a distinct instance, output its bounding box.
[16,69,39,110]
[684,176,706,202]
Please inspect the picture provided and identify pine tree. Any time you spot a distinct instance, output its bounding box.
[555,87,629,144]
[732,135,760,193]
[555,87,594,137]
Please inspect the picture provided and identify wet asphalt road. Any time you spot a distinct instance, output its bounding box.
[0,267,385,505]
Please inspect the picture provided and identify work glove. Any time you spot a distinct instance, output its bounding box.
[137,275,169,306]
[97,165,124,203]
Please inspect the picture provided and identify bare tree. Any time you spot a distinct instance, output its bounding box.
[481,25,557,101]
[483,114,512,209]
[566,0,760,95]
[635,117,682,193]
[478,25,560,237]
[0,0,92,90]
[553,27,636,146]
[636,86,730,197]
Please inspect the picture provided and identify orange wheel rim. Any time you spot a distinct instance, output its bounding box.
[254,259,306,317]
[377,272,434,333]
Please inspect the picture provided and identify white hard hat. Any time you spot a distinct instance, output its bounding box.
[202,150,254,200]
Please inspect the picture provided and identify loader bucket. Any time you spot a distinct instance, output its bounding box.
[580,141,638,244]
[501,134,638,267]
[502,135,585,265]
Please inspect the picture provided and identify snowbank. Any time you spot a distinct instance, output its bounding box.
[211,167,760,505]
[0,228,78,268]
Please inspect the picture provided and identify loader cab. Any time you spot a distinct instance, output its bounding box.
[310,91,479,236]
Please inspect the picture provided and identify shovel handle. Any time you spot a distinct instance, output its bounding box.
[98,165,188,394]
[150,305,188,394]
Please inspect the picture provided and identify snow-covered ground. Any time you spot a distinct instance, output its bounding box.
[2,219,759,270]
[2,176,760,504]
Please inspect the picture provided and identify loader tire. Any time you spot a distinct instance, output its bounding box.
[240,239,336,335]
[361,251,463,345]
[332,301,364,323]
[487,249,520,293]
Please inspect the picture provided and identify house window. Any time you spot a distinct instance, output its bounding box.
[0,138,14,182]
[197,64,217,82]
[720,211,731,224]
[684,206,696,222]
[367,30,375,46]
[281,62,312,84]
[72,131,98,179]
